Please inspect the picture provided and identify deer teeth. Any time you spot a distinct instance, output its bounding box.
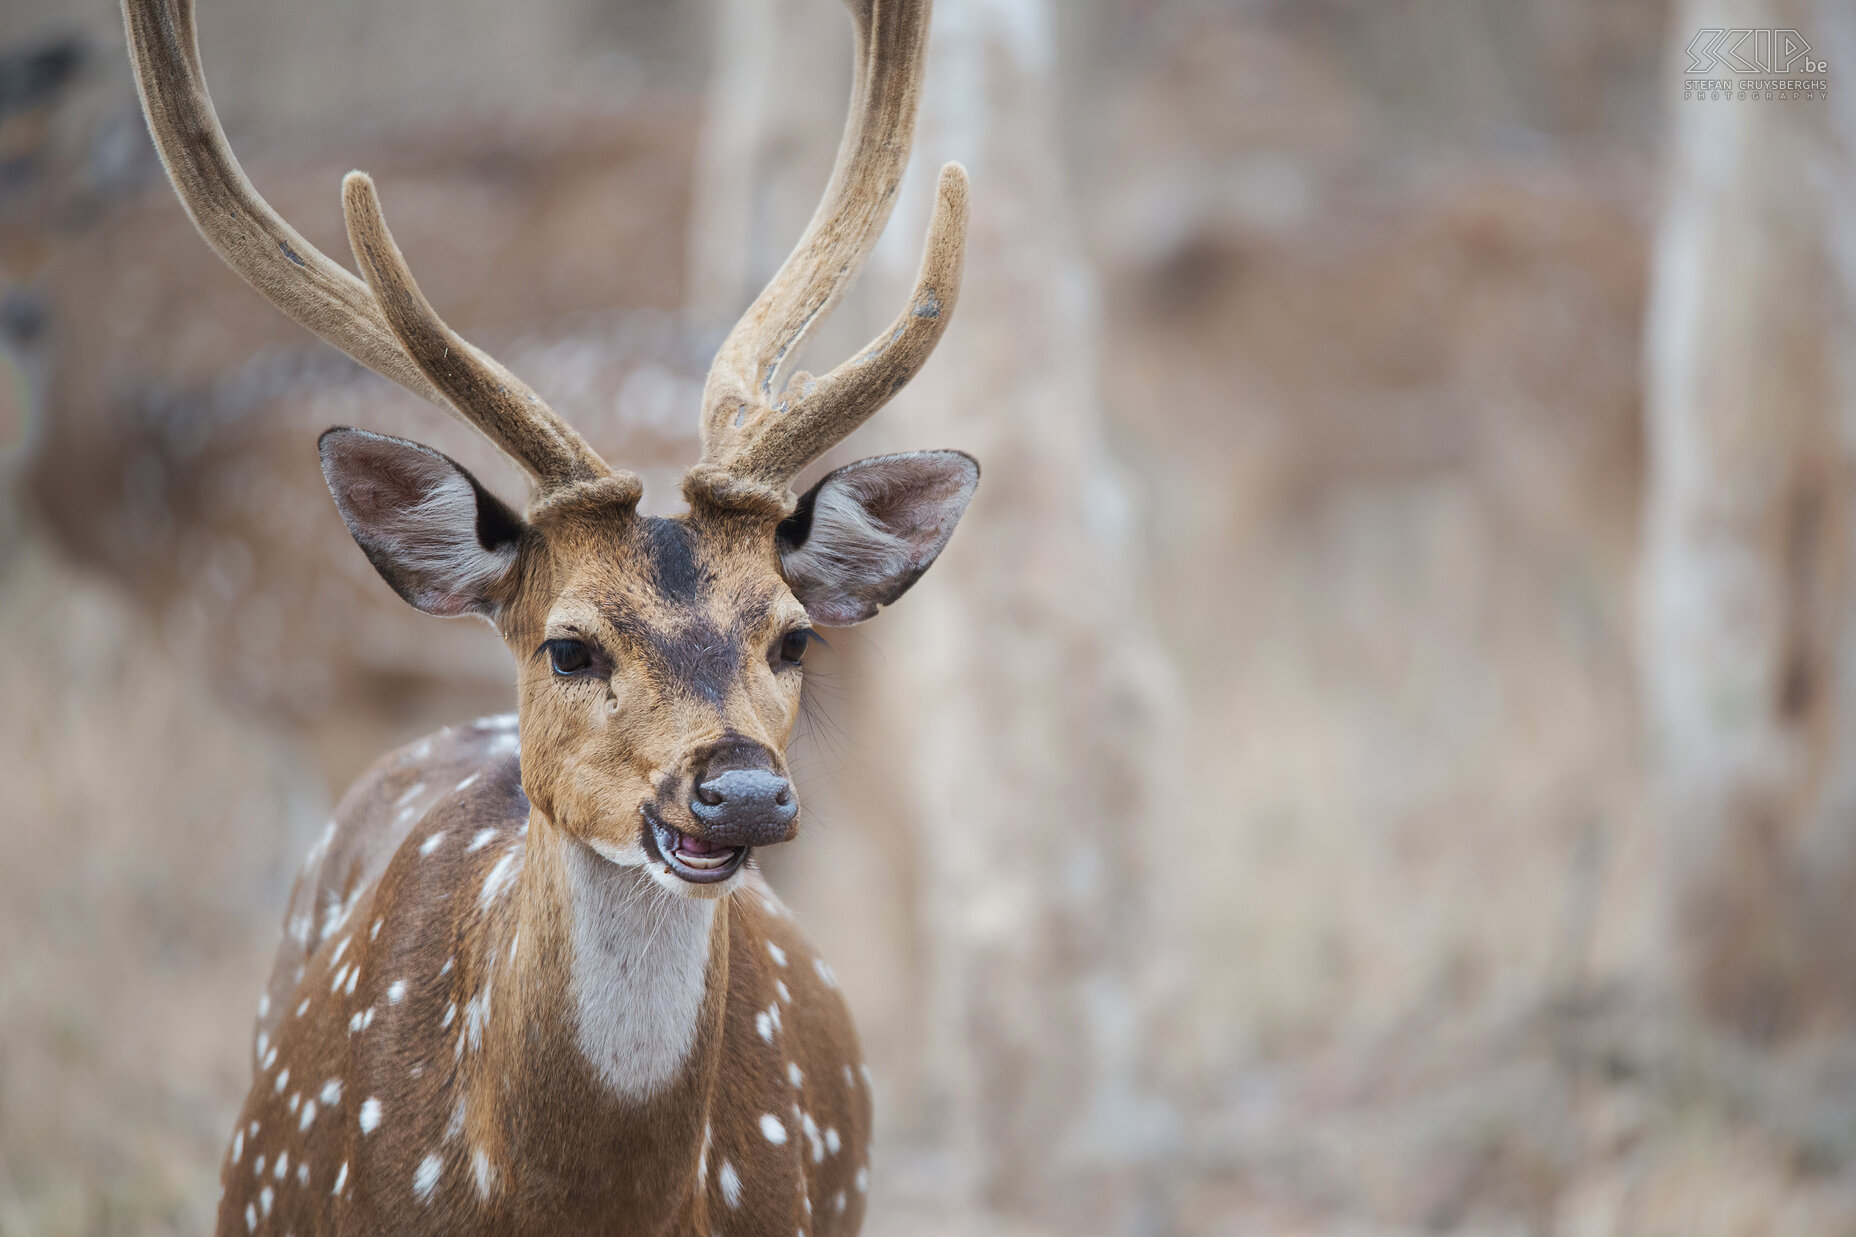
[675,849,738,871]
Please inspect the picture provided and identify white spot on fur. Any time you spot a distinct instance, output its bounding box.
[299,1100,317,1129]
[466,828,498,854]
[395,781,426,808]
[344,966,359,996]
[255,1030,268,1060]
[262,1045,278,1070]
[456,772,481,792]
[813,958,837,987]
[321,1078,342,1106]
[253,1153,265,1177]
[320,882,364,942]
[465,992,489,1051]
[479,849,520,908]
[274,1068,289,1092]
[359,1097,382,1134]
[788,1062,803,1087]
[566,846,714,1100]
[297,1160,310,1187]
[333,1161,349,1195]
[420,832,446,857]
[698,1123,711,1188]
[826,1127,841,1155]
[413,1152,442,1201]
[387,980,407,1004]
[757,1010,774,1043]
[331,935,351,965]
[274,1151,288,1179]
[371,917,383,941]
[776,979,792,1003]
[244,1202,256,1231]
[287,1092,299,1114]
[472,1147,496,1198]
[835,1191,847,1213]
[767,941,787,966]
[231,1128,244,1163]
[295,998,309,1018]
[719,1160,742,1208]
[442,1002,456,1028]
[257,993,270,1018]
[802,1112,824,1162]
[330,964,350,994]
[761,1113,788,1144]
[856,1167,868,1193]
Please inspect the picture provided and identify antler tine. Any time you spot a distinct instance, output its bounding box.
[690,0,969,511]
[123,0,621,500]
[342,174,624,499]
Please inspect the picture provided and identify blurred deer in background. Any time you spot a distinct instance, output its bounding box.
[122,0,973,1229]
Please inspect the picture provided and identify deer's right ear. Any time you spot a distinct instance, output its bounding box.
[317,428,525,618]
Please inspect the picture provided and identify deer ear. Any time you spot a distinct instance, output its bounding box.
[776,451,979,627]
[318,427,525,618]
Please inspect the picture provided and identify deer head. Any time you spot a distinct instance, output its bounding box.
[126,0,975,899]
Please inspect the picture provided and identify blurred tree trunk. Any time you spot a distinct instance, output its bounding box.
[860,2,1183,1230]
[1642,0,1856,1037]
[691,0,1183,1231]
[686,0,845,331]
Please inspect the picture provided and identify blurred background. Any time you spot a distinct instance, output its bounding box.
[2,0,1853,1232]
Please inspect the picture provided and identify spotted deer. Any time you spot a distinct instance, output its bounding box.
[122,0,973,1230]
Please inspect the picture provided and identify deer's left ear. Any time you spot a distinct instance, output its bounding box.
[776,451,979,627]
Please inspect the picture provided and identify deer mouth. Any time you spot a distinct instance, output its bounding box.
[643,810,747,884]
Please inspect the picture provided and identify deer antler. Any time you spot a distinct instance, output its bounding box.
[686,0,970,516]
[122,0,624,501]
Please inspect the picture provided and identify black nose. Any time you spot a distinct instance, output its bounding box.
[689,769,798,845]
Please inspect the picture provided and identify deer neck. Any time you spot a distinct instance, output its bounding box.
[554,820,721,1097]
[462,809,729,1189]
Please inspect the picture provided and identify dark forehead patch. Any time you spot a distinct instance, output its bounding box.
[582,518,795,705]
[639,516,708,603]
[605,607,738,704]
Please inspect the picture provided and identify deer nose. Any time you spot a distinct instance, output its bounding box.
[689,769,797,844]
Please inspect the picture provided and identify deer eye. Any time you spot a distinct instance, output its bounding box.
[546,638,594,676]
[776,629,817,669]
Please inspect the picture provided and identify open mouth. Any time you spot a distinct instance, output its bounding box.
[643,809,748,884]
